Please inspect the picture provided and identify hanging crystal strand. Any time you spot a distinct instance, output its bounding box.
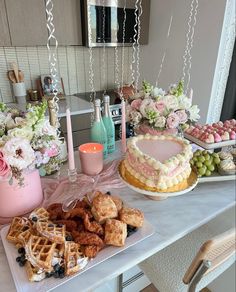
[182,0,199,95]
[102,0,106,95]
[45,0,60,130]
[131,0,139,91]
[185,0,199,94]
[114,1,120,92]
[121,0,127,95]
[87,4,95,124]
[135,0,142,92]
[45,0,61,182]
[155,14,173,87]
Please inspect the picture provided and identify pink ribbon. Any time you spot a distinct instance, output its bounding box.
[43,159,125,207]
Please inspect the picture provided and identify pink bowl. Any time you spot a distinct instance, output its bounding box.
[0,169,43,218]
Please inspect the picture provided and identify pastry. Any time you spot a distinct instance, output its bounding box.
[218,151,233,160]
[110,195,123,211]
[91,193,118,223]
[123,134,192,190]
[219,159,236,171]
[104,219,127,247]
[119,207,144,228]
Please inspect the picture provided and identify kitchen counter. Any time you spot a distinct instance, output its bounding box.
[6,95,93,117]
[0,141,235,292]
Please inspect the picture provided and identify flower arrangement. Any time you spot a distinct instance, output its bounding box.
[126,80,200,133]
[0,101,62,185]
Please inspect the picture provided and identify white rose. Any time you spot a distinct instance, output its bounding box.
[152,87,165,98]
[161,95,179,110]
[189,105,200,121]
[155,116,166,128]
[8,126,33,140]
[178,94,191,110]
[34,119,57,137]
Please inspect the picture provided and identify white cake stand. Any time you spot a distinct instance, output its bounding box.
[118,168,199,201]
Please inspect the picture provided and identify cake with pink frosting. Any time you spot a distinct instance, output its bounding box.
[123,134,193,190]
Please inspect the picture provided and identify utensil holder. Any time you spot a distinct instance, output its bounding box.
[13,82,27,104]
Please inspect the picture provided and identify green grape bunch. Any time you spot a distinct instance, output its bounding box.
[190,150,220,177]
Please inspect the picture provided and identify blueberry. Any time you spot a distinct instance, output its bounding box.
[56,223,63,228]
[18,247,25,254]
[19,259,27,267]
[59,266,65,274]
[53,263,61,272]
[20,254,26,261]
[59,272,65,279]
[48,224,54,227]
[65,235,73,241]
[31,216,38,222]
[53,272,60,278]
[106,191,111,195]
[127,225,137,237]
[16,256,21,263]
[45,272,53,278]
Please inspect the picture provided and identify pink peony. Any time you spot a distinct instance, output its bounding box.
[131,99,142,110]
[155,101,166,114]
[0,150,11,180]
[44,144,59,158]
[166,112,180,129]
[175,110,188,124]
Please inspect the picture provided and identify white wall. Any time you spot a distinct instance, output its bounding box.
[140,0,227,123]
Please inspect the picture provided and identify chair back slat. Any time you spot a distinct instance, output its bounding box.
[183,228,236,284]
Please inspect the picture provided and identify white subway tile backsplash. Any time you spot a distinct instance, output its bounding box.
[0,46,131,103]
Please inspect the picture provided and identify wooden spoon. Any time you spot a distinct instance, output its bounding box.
[7,70,17,83]
[11,62,19,83]
[18,70,24,82]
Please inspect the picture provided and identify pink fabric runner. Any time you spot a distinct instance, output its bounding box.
[0,159,125,228]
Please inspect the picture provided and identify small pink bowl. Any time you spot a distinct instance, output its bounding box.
[78,143,104,176]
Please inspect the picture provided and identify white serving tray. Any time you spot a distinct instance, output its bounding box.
[199,172,236,183]
[184,133,236,150]
[1,220,154,292]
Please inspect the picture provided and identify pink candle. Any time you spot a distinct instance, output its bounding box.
[78,143,104,175]
[66,108,75,170]
[121,99,126,153]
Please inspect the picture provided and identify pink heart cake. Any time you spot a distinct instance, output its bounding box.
[123,135,193,190]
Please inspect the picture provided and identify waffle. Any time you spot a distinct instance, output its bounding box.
[18,229,33,246]
[25,235,56,271]
[29,208,49,223]
[25,261,46,282]
[7,217,31,245]
[52,243,65,266]
[64,242,86,276]
[36,221,66,244]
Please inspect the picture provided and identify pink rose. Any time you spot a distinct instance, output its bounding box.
[44,144,58,158]
[166,112,180,129]
[131,99,142,110]
[175,110,188,124]
[155,101,166,114]
[0,151,11,180]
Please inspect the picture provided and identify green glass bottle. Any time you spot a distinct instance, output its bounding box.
[91,99,108,158]
[102,95,115,154]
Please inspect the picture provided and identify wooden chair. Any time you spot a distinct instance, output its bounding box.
[183,228,235,292]
[139,206,236,292]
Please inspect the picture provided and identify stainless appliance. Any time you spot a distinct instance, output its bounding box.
[81,0,150,47]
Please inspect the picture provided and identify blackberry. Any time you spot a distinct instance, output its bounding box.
[18,247,25,254]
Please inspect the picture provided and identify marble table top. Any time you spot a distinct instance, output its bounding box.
[0,143,235,292]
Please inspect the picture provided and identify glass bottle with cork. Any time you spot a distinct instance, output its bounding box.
[102,95,115,154]
[91,99,108,158]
